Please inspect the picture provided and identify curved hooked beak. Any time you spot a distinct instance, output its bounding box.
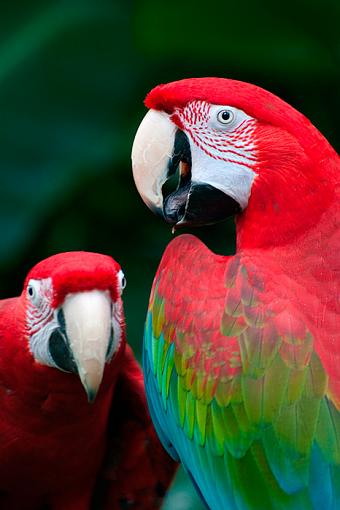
[62,290,112,402]
[132,109,241,228]
[132,109,177,216]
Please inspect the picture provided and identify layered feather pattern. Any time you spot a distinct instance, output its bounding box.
[144,234,340,510]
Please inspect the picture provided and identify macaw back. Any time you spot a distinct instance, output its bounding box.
[144,227,340,510]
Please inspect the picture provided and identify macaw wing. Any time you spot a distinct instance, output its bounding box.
[93,345,177,510]
[144,234,340,510]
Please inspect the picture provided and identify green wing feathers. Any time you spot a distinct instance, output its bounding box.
[145,253,340,509]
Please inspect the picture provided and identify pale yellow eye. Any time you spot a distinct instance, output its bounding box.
[217,109,234,124]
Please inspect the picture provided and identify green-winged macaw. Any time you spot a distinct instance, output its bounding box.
[131,78,340,509]
[0,251,176,509]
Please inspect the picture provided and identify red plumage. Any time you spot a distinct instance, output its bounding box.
[132,77,340,508]
[147,77,340,403]
[0,252,176,509]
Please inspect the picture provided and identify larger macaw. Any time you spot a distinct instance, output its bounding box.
[0,251,176,509]
[131,78,340,509]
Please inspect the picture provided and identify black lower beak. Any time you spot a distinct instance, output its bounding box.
[163,183,241,227]
[48,310,78,373]
[162,129,241,227]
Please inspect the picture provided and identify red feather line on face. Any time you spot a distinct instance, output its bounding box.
[173,100,257,170]
[26,279,53,335]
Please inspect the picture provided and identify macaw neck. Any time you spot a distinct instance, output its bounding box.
[235,155,340,255]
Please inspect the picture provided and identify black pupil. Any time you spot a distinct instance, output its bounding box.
[28,287,34,296]
[222,111,231,121]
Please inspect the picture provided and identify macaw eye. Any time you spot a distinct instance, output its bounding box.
[217,109,234,124]
[27,279,42,306]
[117,269,126,295]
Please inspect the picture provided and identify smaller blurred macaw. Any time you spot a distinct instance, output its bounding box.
[0,251,176,510]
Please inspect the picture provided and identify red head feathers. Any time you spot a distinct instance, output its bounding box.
[24,251,122,308]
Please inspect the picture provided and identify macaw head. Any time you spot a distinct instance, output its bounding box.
[132,78,336,246]
[22,251,126,402]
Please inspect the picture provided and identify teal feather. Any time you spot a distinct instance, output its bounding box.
[161,342,174,408]
[309,444,333,510]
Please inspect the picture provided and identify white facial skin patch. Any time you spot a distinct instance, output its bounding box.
[175,101,258,209]
[132,101,258,214]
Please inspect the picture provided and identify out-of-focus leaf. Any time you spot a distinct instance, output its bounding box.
[134,0,339,76]
[0,0,137,264]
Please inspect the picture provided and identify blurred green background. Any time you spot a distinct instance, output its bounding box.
[0,1,339,508]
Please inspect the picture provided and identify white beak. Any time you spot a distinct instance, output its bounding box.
[63,290,112,402]
[131,109,176,212]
